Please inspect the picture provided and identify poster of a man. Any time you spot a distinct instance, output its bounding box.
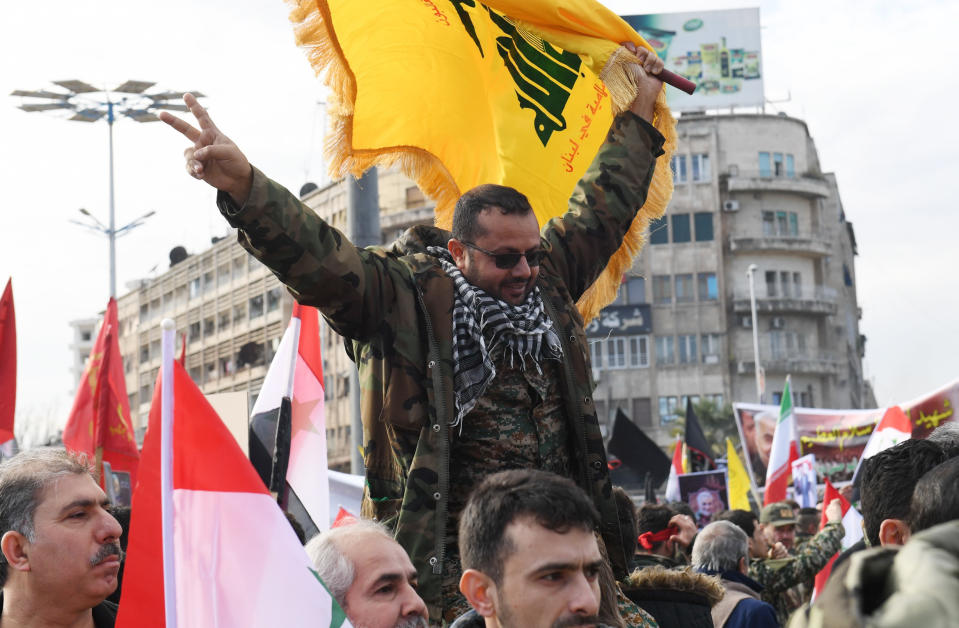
[678,470,729,528]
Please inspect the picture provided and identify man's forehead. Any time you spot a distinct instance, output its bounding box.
[506,518,600,566]
[345,532,415,580]
[37,473,103,512]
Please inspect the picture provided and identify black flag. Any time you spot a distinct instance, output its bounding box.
[685,398,716,472]
[608,408,671,487]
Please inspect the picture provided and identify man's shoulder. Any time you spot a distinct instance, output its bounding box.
[729,596,778,626]
[93,599,119,627]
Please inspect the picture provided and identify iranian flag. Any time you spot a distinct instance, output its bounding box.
[116,320,350,627]
[249,303,329,538]
[664,436,685,502]
[852,405,912,482]
[812,480,864,600]
[763,376,800,505]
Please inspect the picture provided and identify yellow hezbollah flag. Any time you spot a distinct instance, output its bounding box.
[286,0,676,320]
[726,437,753,511]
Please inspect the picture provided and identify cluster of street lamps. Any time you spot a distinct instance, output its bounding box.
[11,80,202,298]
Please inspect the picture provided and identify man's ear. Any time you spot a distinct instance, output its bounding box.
[1,531,31,574]
[878,519,911,547]
[459,568,497,618]
[448,238,467,267]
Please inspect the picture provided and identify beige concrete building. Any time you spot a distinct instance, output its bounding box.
[591,112,873,445]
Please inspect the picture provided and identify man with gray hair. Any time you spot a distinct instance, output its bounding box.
[692,520,779,628]
[305,519,428,628]
[0,448,123,627]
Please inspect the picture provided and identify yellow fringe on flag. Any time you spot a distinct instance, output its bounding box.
[285,0,676,323]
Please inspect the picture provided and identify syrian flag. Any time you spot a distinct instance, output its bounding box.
[0,279,15,456]
[664,437,685,503]
[851,405,912,483]
[250,304,329,538]
[116,320,350,627]
[764,376,800,505]
[811,479,864,601]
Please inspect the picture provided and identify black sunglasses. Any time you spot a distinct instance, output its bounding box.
[462,242,545,269]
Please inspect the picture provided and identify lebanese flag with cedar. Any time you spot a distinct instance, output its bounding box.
[812,479,864,600]
[764,377,800,505]
[116,334,350,627]
[0,279,15,449]
[63,298,138,485]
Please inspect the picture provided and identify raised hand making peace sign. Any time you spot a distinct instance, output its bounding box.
[159,93,253,205]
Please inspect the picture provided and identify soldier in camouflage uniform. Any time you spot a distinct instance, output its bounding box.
[750,501,844,626]
[161,46,666,625]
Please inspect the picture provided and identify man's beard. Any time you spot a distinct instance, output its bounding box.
[354,618,428,628]
[90,540,124,567]
[497,590,599,628]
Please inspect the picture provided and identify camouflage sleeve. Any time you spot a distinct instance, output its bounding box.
[751,522,845,595]
[217,167,397,340]
[541,112,665,302]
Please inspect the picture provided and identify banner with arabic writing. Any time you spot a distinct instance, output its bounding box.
[733,376,958,488]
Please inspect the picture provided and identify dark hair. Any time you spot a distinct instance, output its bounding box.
[613,487,638,559]
[635,503,674,553]
[908,456,959,534]
[458,469,599,584]
[451,184,534,242]
[860,439,948,546]
[667,500,695,520]
[713,509,758,538]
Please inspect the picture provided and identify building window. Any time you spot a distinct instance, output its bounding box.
[697,273,718,300]
[793,272,802,297]
[249,295,264,319]
[626,277,646,304]
[629,336,649,367]
[203,317,215,337]
[405,186,427,209]
[188,321,201,344]
[590,340,603,368]
[659,396,679,424]
[266,287,282,312]
[189,277,201,299]
[674,274,694,303]
[773,152,784,176]
[694,212,714,241]
[691,153,710,182]
[140,344,149,364]
[649,216,668,245]
[150,339,160,360]
[671,214,691,243]
[776,211,789,235]
[671,155,687,183]
[139,383,151,405]
[789,212,799,236]
[780,271,792,298]
[188,366,202,383]
[233,304,246,326]
[203,271,215,292]
[786,154,795,178]
[218,310,230,331]
[762,211,775,236]
[765,271,777,297]
[701,333,722,364]
[217,264,230,287]
[205,361,216,380]
[655,336,674,365]
[611,282,627,306]
[677,334,697,364]
[220,357,235,376]
[652,275,672,304]
[605,337,627,368]
[139,303,149,323]
[232,257,245,280]
[759,152,771,177]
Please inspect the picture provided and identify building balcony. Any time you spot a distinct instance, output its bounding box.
[725,171,830,198]
[732,285,838,316]
[728,233,831,258]
[736,349,842,376]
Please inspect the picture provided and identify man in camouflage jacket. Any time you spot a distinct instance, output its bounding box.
[161,47,666,624]
[750,500,845,626]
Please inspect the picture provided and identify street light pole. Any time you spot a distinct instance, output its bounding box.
[746,264,764,403]
[12,80,202,299]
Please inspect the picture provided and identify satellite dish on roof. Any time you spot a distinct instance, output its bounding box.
[169,246,188,267]
[299,182,319,198]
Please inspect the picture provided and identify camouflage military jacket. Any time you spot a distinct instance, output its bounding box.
[218,112,665,622]
[749,522,844,626]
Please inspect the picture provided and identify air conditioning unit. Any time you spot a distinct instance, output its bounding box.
[722,200,740,212]
[771,317,785,329]
[704,354,720,364]
[740,316,752,328]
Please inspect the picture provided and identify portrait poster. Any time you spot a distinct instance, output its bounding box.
[678,469,729,529]
[791,454,818,508]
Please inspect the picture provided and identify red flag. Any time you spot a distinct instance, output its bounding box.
[0,279,15,446]
[332,506,358,528]
[63,298,139,486]
[811,479,864,600]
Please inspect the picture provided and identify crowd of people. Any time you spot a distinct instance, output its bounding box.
[3,42,957,627]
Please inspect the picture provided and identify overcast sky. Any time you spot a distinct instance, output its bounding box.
[2,0,956,445]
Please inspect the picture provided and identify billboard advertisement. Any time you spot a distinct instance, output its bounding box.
[621,8,764,112]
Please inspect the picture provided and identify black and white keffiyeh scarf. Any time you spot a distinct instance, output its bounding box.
[428,246,563,428]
